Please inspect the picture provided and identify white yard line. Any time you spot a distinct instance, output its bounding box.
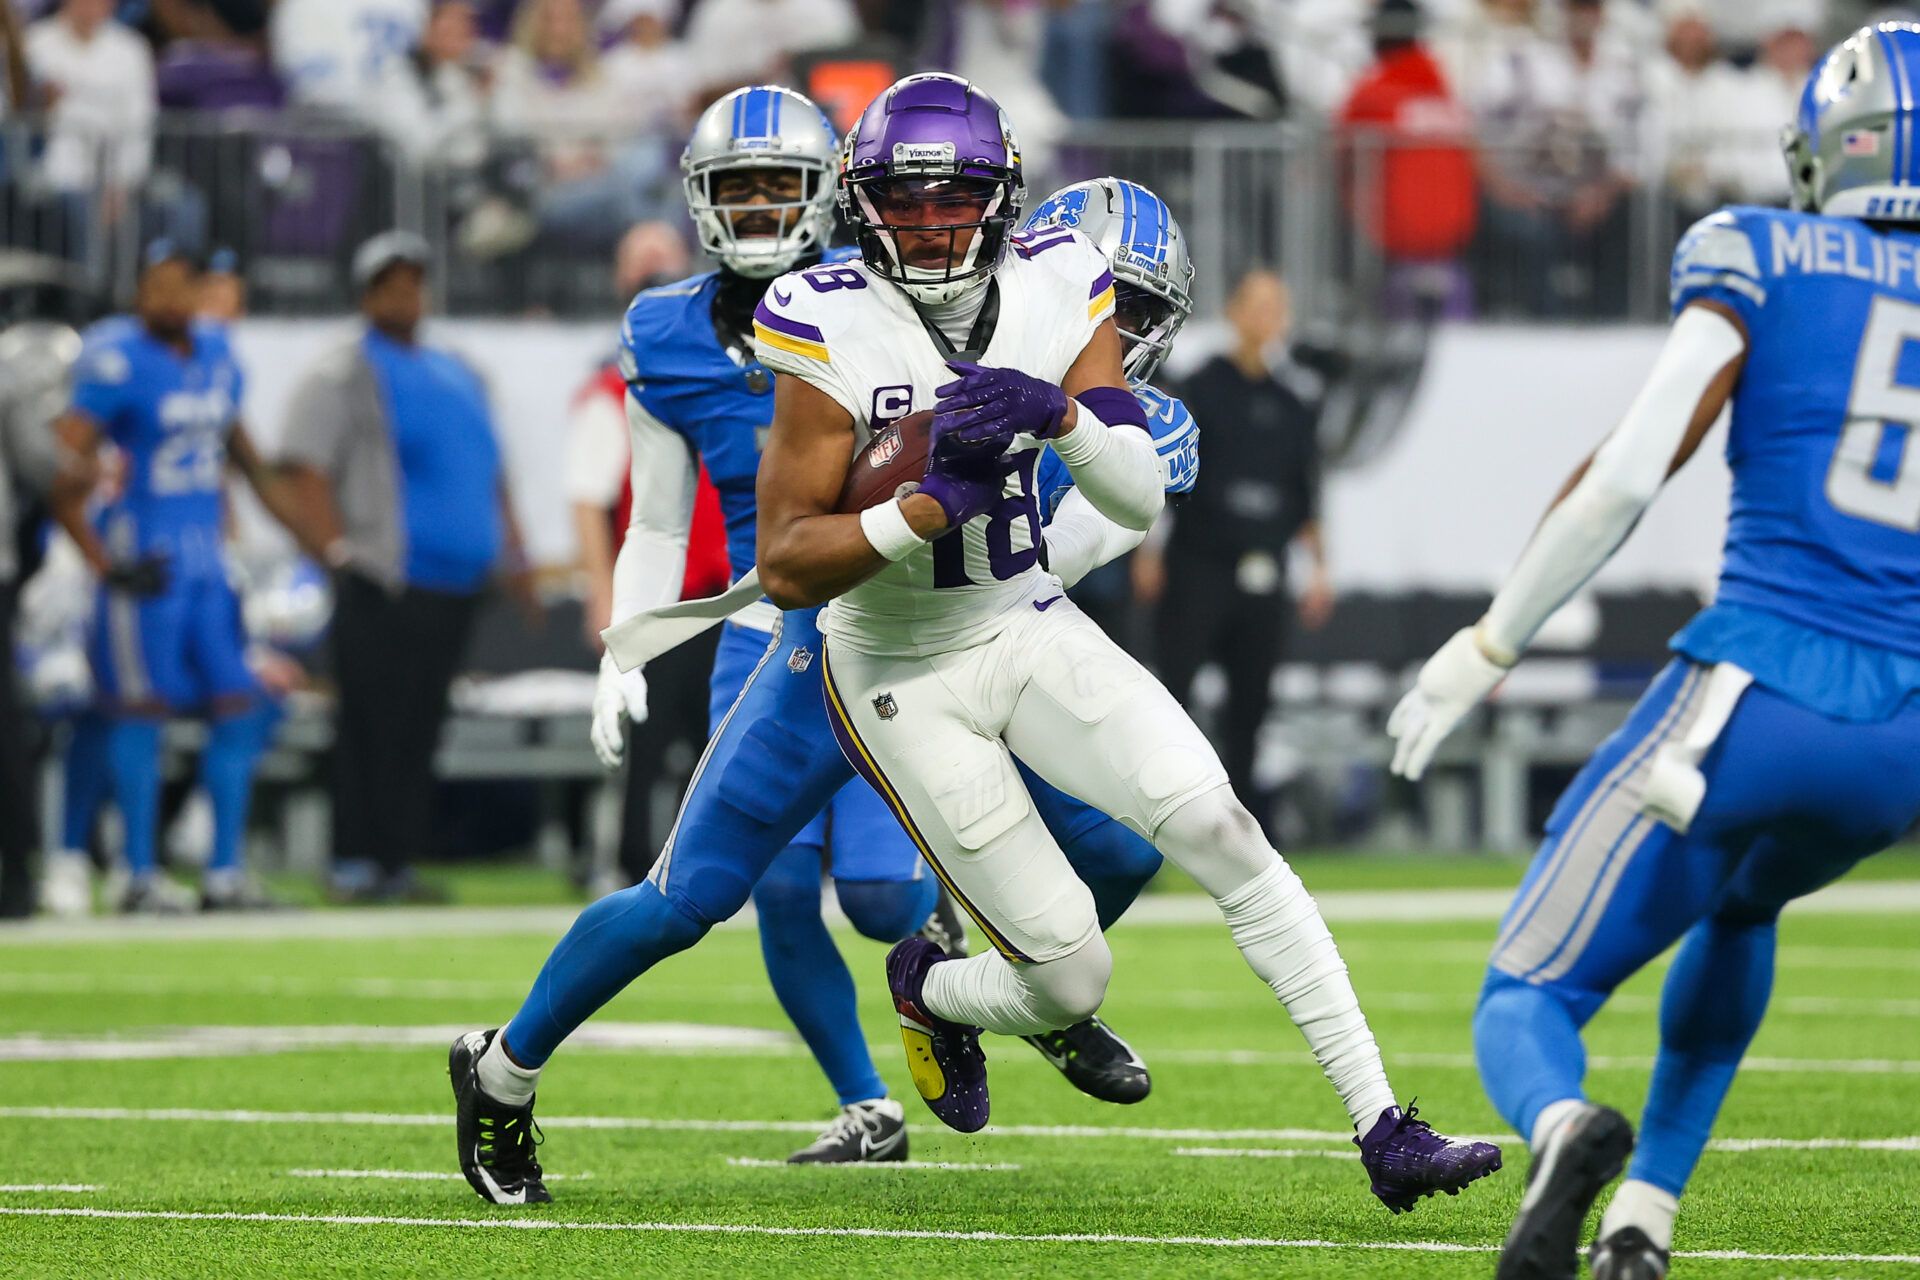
[0,1184,99,1193]
[5,1106,1918,1155]
[285,1170,590,1182]
[0,1205,1917,1266]
[4,1024,1914,1075]
[4,879,1916,946]
[0,1023,792,1063]
[724,1158,1018,1172]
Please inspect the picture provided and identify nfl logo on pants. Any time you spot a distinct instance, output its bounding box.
[872,693,898,720]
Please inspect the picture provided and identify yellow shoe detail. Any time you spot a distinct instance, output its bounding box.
[899,1015,947,1102]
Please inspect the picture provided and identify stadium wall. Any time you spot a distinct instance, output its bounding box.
[228,320,1729,596]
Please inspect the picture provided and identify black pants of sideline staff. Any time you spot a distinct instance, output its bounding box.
[1154,557,1290,829]
[0,583,40,917]
[330,571,479,885]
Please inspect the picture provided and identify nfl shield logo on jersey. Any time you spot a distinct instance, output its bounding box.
[872,692,898,720]
[787,645,813,674]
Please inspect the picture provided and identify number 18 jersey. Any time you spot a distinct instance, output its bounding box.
[753,227,1117,657]
[1669,206,1920,718]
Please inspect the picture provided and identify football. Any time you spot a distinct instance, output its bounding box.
[835,410,935,514]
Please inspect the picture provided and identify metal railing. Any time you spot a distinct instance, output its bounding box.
[0,112,1796,324]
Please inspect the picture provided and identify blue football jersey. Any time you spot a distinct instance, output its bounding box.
[71,317,243,574]
[618,252,858,580]
[1036,380,1199,523]
[1668,206,1920,718]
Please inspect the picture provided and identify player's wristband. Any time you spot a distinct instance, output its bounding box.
[859,498,923,562]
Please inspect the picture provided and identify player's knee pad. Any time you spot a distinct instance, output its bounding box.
[1022,932,1113,1027]
[1152,784,1275,899]
[834,876,936,943]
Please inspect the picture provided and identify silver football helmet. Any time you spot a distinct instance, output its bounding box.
[1784,23,1920,221]
[1023,177,1194,382]
[682,85,839,279]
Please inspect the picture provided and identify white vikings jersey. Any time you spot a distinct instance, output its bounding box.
[754,226,1118,657]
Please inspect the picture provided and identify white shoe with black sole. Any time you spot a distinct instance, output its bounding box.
[1497,1104,1635,1280]
[787,1098,909,1164]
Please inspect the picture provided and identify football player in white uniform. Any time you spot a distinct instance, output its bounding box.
[751,71,1503,1211]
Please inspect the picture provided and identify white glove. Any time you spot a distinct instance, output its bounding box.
[1387,627,1512,781]
[589,653,650,770]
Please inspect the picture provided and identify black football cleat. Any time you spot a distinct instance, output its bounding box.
[1355,1102,1504,1214]
[1590,1226,1670,1280]
[787,1099,909,1164]
[1497,1103,1634,1279]
[1020,1016,1151,1104]
[449,1028,551,1205]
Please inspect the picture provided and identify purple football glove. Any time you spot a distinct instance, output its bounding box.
[933,360,1071,452]
[917,449,1015,531]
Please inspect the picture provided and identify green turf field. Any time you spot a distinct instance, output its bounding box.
[1,859,1916,1278]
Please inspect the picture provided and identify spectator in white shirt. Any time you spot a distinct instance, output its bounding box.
[491,0,671,253]
[26,0,154,196]
[271,0,428,118]
[600,0,696,139]
[1732,8,1819,203]
[682,0,860,98]
[389,0,492,168]
[24,0,205,266]
[1648,4,1772,219]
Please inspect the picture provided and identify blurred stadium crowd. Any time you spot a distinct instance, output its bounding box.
[0,0,1875,319]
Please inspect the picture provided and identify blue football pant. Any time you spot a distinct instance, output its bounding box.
[1475,659,1920,1195]
[503,611,1164,1098]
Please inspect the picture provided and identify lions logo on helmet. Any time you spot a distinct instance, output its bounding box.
[1025,177,1194,383]
[682,85,840,279]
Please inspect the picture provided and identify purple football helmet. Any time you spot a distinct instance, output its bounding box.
[838,73,1024,304]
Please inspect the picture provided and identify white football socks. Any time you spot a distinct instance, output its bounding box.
[477,1032,541,1105]
[922,935,1112,1036]
[1214,860,1398,1130]
[1600,1178,1679,1253]
[1531,1098,1587,1154]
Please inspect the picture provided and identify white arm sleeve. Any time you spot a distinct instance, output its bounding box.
[1050,401,1164,533]
[1478,304,1745,662]
[609,391,698,627]
[1043,486,1149,589]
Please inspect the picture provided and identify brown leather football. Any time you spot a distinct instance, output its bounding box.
[835,410,935,514]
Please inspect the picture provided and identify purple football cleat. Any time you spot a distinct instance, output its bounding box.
[886,937,990,1133]
[1354,1102,1504,1214]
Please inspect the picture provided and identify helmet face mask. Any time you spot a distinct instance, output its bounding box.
[1113,283,1185,383]
[682,86,838,280]
[1023,176,1194,383]
[838,73,1025,305]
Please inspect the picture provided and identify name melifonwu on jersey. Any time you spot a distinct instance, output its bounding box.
[1667,205,1920,721]
[753,225,1116,658]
